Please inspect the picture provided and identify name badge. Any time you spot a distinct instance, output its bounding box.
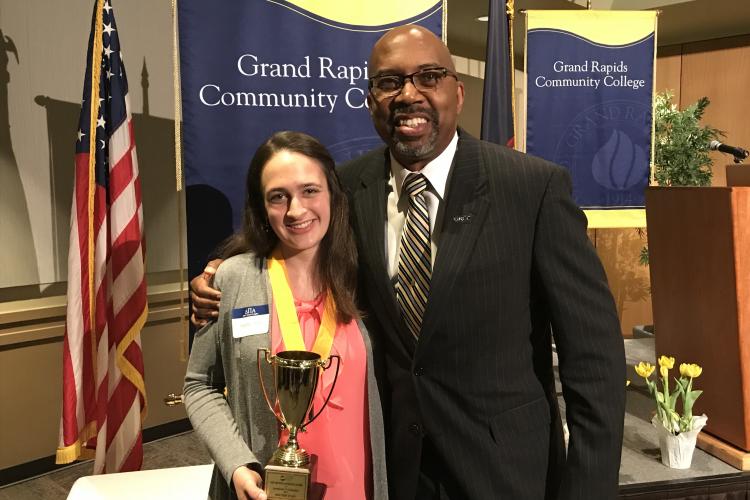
[231,305,270,338]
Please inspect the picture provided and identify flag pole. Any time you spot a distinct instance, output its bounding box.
[506,0,517,149]
[87,0,105,382]
[172,0,189,362]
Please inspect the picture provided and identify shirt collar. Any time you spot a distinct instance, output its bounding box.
[390,131,459,200]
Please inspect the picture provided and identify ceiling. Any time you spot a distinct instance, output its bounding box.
[447,0,750,62]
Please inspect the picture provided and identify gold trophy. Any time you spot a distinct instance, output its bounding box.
[257,349,340,500]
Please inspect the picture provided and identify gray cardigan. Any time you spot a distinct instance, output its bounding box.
[184,253,388,499]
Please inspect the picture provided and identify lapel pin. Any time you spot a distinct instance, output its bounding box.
[452,214,473,223]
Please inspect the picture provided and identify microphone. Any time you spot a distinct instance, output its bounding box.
[710,140,749,160]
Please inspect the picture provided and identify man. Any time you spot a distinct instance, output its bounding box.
[192,25,625,500]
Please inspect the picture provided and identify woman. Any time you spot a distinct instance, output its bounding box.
[184,131,387,500]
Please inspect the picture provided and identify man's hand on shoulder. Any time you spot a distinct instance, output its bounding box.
[190,258,223,327]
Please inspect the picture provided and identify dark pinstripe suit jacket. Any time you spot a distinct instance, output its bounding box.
[338,131,625,500]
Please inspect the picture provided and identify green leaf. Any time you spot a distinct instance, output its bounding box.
[671,387,681,401]
[653,91,723,187]
[639,245,650,266]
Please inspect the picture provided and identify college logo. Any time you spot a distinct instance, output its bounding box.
[553,100,651,208]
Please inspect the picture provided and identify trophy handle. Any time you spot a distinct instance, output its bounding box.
[257,348,279,419]
[305,354,341,426]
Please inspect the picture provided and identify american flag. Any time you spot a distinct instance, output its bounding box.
[56,0,148,473]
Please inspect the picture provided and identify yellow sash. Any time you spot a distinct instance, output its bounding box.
[267,249,338,359]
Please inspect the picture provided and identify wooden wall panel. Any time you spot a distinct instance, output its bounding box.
[0,341,63,469]
[656,44,683,100]
[591,229,653,337]
[0,297,188,470]
[680,35,750,186]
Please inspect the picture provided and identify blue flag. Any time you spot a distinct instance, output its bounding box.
[481,0,514,147]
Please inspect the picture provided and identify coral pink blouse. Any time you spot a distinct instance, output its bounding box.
[271,293,372,500]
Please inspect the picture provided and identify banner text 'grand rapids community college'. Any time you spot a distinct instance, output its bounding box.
[534,59,646,90]
[198,53,371,113]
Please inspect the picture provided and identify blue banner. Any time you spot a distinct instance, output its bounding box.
[178,0,443,276]
[525,11,656,228]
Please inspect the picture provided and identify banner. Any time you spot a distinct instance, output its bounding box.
[524,11,657,228]
[178,0,444,279]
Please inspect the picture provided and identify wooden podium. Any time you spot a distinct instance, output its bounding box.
[646,186,750,467]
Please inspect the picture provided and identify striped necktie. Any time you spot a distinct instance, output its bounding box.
[396,173,431,339]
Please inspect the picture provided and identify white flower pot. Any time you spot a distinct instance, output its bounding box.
[652,414,708,469]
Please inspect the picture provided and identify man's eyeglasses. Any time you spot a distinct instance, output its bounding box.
[368,67,458,99]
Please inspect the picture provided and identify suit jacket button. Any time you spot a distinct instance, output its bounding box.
[409,423,421,435]
[413,366,424,376]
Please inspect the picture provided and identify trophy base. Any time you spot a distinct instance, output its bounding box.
[264,464,310,500]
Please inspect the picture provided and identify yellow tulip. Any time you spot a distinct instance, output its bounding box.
[634,361,655,379]
[658,355,675,369]
[679,363,703,378]
[660,365,668,377]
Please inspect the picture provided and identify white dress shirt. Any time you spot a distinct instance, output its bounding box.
[386,132,459,279]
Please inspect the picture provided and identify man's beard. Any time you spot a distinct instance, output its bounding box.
[389,107,440,162]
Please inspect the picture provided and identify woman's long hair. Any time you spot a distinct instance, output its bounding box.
[222,131,359,323]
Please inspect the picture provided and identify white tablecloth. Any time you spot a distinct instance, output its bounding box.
[67,464,213,499]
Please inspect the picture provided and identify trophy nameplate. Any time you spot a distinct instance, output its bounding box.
[264,464,309,500]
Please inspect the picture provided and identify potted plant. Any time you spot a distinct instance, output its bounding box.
[652,91,721,187]
[634,355,707,468]
[639,91,722,265]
